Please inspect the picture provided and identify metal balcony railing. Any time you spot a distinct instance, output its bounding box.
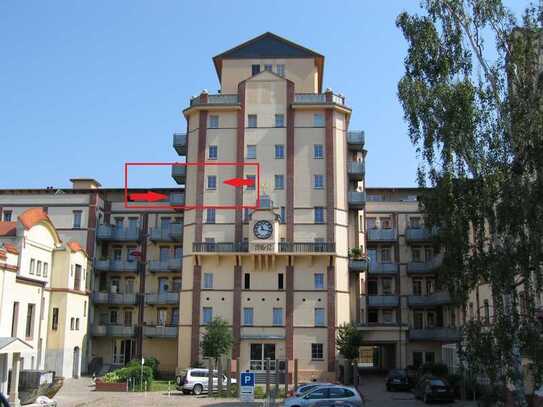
[347,131,365,150]
[172,165,186,184]
[173,133,187,155]
[92,324,136,337]
[405,227,437,242]
[148,258,182,272]
[368,262,399,274]
[94,260,138,273]
[367,295,400,307]
[348,191,366,208]
[190,94,239,106]
[278,242,335,253]
[96,225,140,241]
[408,291,452,306]
[407,256,443,273]
[349,258,368,272]
[347,161,365,181]
[367,228,397,242]
[409,327,463,342]
[293,93,346,106]
[145,292,179,305]
[193,242,249,253]
[143,325,177,338]
[170,193,184,207]
[150,223,183,242]
[93,292,138,305]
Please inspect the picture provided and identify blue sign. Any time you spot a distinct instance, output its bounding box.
[240,372,255,387]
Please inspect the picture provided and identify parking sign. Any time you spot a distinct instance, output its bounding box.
[239,372,255,402]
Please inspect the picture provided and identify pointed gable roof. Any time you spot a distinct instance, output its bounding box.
[213,32,325,92]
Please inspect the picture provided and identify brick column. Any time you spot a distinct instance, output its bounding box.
[285,262,294,360]
[191,264,202,365]
[286,81,295,242]
[86,192,98,258]
[327,264,336,372]
[324,104,335,243]
[136,213,148,358]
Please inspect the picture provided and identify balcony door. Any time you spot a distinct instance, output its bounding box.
[159,247,170,262]
[113,339,135,365]
[250,343,276,370]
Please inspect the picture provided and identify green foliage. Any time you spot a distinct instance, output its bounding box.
[201,317,233,360]
[336,322,364,361]
[103,365,154,387]
[127,356,160,376]
[349,247,362,258]
[254,385,265,399]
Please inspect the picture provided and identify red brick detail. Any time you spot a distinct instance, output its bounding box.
[103,200,111,224]
[327,265,336,372]
[234,83,246,242]
[0,207,2,220]
[199,91,209,104]
[325,109,335,242]
[191,264,202,365]
[95,379,128,392]
[285,263,294,360]
[232,264,242,358]
[286,81,295,242]
[194,110,208,242]
[86,192,97,258]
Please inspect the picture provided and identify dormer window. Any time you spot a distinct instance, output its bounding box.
[276,64,285,77]
[264,64,272,71]
[251,64,260,75]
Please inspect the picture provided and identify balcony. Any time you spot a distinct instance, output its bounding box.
[94,260,138,273]
[348,191,366,209]
[145,292,179,305]
[407,256,443,274]
[150,223,183,242]
[190,94,239,107]
[408,291,452,307]
[293,93,346,106]
[173,133,187,155]
[143,325,177,338]
[367,295,400,307]
[193,242,249,253]
[367,228,397,242]
[347,161,365,181]
[368,262,398,274]
[349,258,368,272]
[405,227,436,242]
[93,292,138,305]
[92,324,136,337]
[170,193,185,207]
[172,165,186,184]
[409,327,463,342]
[347,131,365,151]
[278,242,335,254]
[96,225,140,241]
[148,258,182,272]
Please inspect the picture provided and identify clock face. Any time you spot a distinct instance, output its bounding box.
[253,220,273,240]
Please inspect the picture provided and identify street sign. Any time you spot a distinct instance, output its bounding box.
[239,372,255,403]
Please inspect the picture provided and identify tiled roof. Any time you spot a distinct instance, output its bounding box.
[0,222,16,236]
[18,208,51,230]
[3,243,18,254]
[67,240,87,257]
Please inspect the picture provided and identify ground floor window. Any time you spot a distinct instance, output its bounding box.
[413,351,435,367]
[311,343,324,360]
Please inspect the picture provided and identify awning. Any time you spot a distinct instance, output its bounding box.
[0,337,33,354]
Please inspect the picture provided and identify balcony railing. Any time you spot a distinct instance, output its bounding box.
[170,193,184,207]
[367,228,397,242]
[278,242,335,253]
[408,291,452,307]
[348,191,366,208]
[94,260,138,273]
[173,133,186,155]
[172,165,186,184]
[143,325,177,338]
[347,131,365,150]
[148,258,182,272]
[368,262,398,274]
[347,161,365,181]
[409,327,463,342]
[93,292,138,305]
[293,93,346,106]
[367,295,400,307]
[150,223,183,242]
[190,94,239,107]
[92,324,136,337]
[349,258,367,272]
[405,227,437,242]
[145,292,179,305]
[407,256,443,274]
[96,225,140,241]
[193,242,249,253]
[259,195,273,209]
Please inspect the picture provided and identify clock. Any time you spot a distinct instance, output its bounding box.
[253,220,273,240]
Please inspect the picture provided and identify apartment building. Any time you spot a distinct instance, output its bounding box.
[360,188,462,371]
[0,180,185,375]
[172,32,367,381]
[0,208,89,405]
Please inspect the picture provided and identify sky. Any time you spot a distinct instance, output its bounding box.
[0,0,529,189]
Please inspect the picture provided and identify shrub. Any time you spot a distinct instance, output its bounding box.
[102,365,154,387]
[127,357,160,376]
[417,362,449,379]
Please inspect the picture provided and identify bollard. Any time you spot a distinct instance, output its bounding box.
[236,358,241,398]
[168,380,171,397]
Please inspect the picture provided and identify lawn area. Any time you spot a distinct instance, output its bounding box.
[150,379,176,392]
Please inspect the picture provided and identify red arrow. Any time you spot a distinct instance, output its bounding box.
[224,177,255,188]
[129,191,169,202]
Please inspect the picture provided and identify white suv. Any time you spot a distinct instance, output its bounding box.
[176,368,237,395]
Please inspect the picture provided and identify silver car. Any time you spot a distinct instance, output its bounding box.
[283,385,363,407]
[293,382,334,397]
[175,368,237,395]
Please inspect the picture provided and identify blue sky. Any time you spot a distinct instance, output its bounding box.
[0,1,528,189]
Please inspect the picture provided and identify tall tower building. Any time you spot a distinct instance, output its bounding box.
[173,33,366,380]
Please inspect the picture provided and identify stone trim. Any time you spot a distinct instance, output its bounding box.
[191,264,202,365]
[285,262,294,360]
[325,106,335,243]
[232,264,242,358]
[327,264,336,372]
[235,83,246,242]
[286,81,295,242]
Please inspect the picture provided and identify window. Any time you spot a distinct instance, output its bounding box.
[381,247,391,263]
[43,262,48,278]
[114,217,124,227]
[3,210,12,222]
[208,145,218,160]
[313,144,324,159]
[203,273,213,289]
[484,300,490,324]
[410,217,421,228]
[52,308,59,330]
[314,308,325,326]
[414,311,424,329]
[382,278,393,295]
[314,273,324,289]
[276,64,285,77]
[264,64,272,71]
[368,310,379,324]
[110,310,118,324]
[425,352,435,364]
[246,175,256,190]
[413,352,424,368]
[412,247,422,262]
[73,210,82,228]
[272,308,283,326]
[244,208,251,223]
[206,208,215,224]
[70,318,75,330]
[469,302,474,320]
[311,343,324,360]
[209,115,219,129]
[278,273,284,290]
[11,302,18,336]
[243,308,254,326]
[426,279,434,295]
[367,279,378,295]
[83,301,87,317]
[172,278,182,291]
[424,247,433,262]
[247,145,257,159]
[383,310,394,324]
[274,175,284,190]
[244,273,250,289]
[275,144,284,159]
[381,217,392,229]
[275,114,285,127]
[25,304,35,338]
[450,309,456,327]
[123,310,132,326]
[251,64,260,75]
[427,311,436,327]
[366,217,376,230]
[207,175,217,190]
[280,207,286,224]
[76,318,80,330]
[74,264,82,290]
[313,175,324,189]
[248,115,257,128]
[128,217,138,229]
[314,207,324,224]
[29,259,35,275]
[203,307,213,324]
[36,261,42,276]
[313,113,325,127]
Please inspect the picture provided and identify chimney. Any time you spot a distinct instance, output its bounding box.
[70,178,102,189]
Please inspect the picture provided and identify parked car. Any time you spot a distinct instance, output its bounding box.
[413,376,455,404]
[283,385,363,407]
[385,368,412,391]
[292,382,334,397]
[0,392,9,407]
[175,368,237,395]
